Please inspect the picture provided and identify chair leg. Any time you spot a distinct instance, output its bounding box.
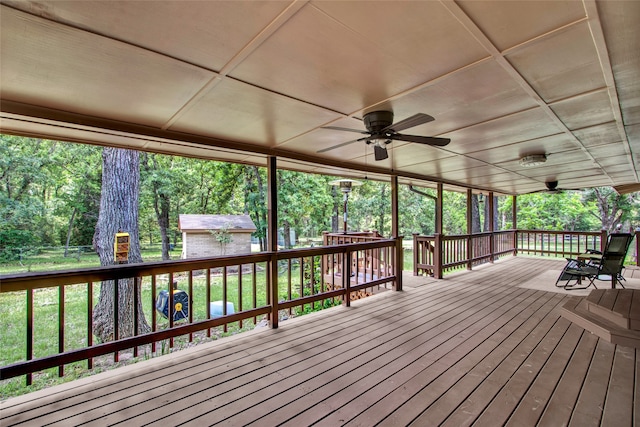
[564,275,595,290]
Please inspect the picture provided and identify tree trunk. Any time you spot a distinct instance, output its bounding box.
[245,166,267,252]
[471,195,481,233]
[283,221,292,249]
[92,148,150,343]
[157,193,171,260]
[63,207,77,258]
[378,185,387,235]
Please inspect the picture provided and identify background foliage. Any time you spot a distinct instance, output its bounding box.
[2,136,639,262]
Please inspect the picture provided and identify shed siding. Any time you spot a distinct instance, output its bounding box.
[182,232,252,259]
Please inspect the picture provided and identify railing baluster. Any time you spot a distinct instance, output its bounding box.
[206,268,211,337]
[87,281,93,370]
[168,272,174,348]
[188,271,193,342]
[113,278,119,363]
[59,285,64,377]
[299,257,305,312]
[238,264,243,329]
[26,288,33,386]
[252,263,257,325]
[151,275,157,353]
[287,259,292,316]
[222,266,228,333]
[133,277,139,358]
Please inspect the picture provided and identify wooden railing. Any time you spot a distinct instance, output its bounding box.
[0,239,400,385]
[321,231,394,299]
[414,229,611,278]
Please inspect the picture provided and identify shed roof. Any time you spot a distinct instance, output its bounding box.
[179,214,256,232]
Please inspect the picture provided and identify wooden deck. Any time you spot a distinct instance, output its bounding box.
[2,256,639,426]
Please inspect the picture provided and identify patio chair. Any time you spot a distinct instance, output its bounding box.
[560,233,634,290]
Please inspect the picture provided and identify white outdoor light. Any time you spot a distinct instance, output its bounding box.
[329,179,362,233]
[519,154,547,167]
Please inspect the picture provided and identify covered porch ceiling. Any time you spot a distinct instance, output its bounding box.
[1,0,639,195]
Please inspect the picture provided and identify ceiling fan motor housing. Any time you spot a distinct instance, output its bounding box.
[364,111,394,133]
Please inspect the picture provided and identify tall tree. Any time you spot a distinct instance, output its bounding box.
[244,166,267,251]
[583,187,638,232]
[0,136,58,253]
[141,153,175,260]
[92,148,150,342]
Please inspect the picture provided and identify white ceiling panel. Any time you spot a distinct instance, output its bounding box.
[0,0,638,195]
[506,22,606,103]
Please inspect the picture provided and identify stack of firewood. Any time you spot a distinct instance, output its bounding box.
[325,283,372,300]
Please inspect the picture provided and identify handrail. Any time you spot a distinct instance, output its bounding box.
[0,238,399,384]
[413,229,613,278]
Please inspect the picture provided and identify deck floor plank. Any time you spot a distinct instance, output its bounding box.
[405,293,565,427]
[568,339,616,426]
[368,291,559,427]
[285,289,543,427]
[1,257,638,427]
[535,329,599,427]
[601,345,636,426]
[136,279,508,426]
[179,274,530,425]
[450,316,572,427]
[505,324,586,426]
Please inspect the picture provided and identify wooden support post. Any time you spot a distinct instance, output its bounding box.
[600,229,608,253]
[391,176,402,291]
[466,189,473,270]
[636,229,640,267]
[435,183,443,235]
[413,233,419,276]
[512,195,518,256]
[267,156,279,329]
[434,233,443,279]
[488,191,495,263]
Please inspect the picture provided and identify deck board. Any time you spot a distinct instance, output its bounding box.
[1,256,638,426]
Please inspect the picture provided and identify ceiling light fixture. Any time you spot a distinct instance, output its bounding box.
[368,137,391,161]
[519,154,547,167]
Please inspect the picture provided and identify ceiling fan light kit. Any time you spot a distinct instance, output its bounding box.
[519,154,547,167]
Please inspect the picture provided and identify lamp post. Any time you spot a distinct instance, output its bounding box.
[329,179,362,233]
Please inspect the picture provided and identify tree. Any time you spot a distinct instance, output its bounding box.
[510,192,599,231]
[349,180,391,235]
[583,187,638,232]
[92,147,150,342]
[244,166,267,250]
[0,136,63,257]
[398,185,436,236]
[141,153,176,260]
[277,171,334,246]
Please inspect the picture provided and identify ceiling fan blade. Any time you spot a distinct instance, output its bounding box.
[383,113,434,133]
[389,133,451,146]
[373,144,388,161]
[321,126,368,134]
[317,137,367,153]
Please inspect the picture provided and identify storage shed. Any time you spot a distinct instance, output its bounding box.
[178,214,256,259]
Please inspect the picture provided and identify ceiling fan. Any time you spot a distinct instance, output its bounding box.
[317,110,450,161]
[529,181,581,194]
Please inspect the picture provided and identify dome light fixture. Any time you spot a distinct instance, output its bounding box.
[519,154,547,167]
